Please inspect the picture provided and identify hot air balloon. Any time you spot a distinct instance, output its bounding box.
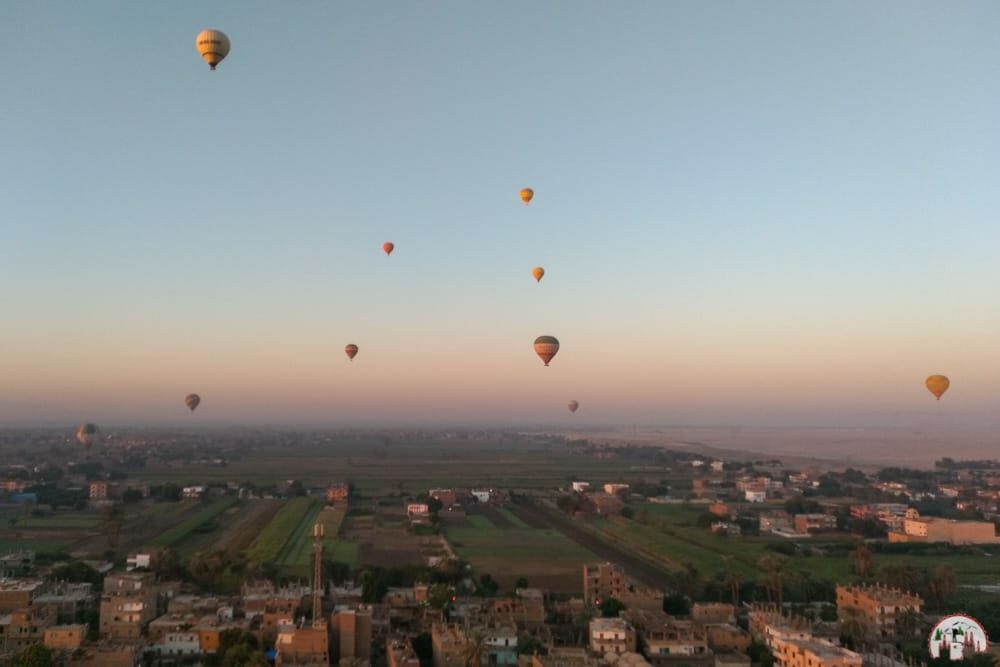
[519,188,534,205]
[345,344,359,361]
[195,29,230,70]
[532,266,545,283]
[75,423,99,447]
[185,394,201,412]
[926,375,950,400]
[567,400,579,413]
[533,335,559,366]
[382,242,395,256]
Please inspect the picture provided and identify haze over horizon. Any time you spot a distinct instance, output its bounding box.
[3,3,999,434]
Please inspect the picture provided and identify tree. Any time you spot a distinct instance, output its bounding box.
[848,544,872,579]
[11,644,54,667]
[101,504,123,555]
[722,560,742,607]
[221,643,268,667]
[49,560,102,585]
[428,583,454,610]
[122,488,143,504]
[475,574,499,597]
[515,577,529,589]
[600,597,626,618]
[757,554,787,608]
[662,594,690,615]
[927,563,955,609]
[839,605,872,649]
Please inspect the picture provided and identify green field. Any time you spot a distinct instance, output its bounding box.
[245,497,319,568]
[0,539,68,554]
[496,508,531,529]
[13,514,103,530]
[147,497,239,549]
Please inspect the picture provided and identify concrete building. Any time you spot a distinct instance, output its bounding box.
[432,622,469,667]
[0,580,43,613]
[604,484,630,496]
[480,621,519,665]
[704,624,750,654]
[532,647,603,667]
[275,624,330,666]
[759,513,793,534]
[88,481,108,500]
[589,493,626,516]
[692,604,736,626]
[330,606,373,662]
[326,483,349,505]
[584,562,627,606]
[430,488,458,507]
[889,513,1000,544]
[714,652,751,667]
[793,514,837,534]
[835,585,922,640]
[590,617,637,655]
[43,623,86,651]
[388,636,421,667]
[572,482,591,493]
[770,637,861,667]
[0,606,56,651]
[126,552,153,571]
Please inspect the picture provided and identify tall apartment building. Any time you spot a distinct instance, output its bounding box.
[835,585,922,640]
[583,562,626,606]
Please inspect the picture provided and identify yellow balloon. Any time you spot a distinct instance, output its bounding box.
[519,188,534,205]
[925,374,950,400]
[196,29,230,70]
[531,266,545,283]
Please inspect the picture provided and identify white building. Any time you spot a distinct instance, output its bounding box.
[745,490,766,503]
[572,482,591,492]
[590,617,636,655]
[604,484,630,496]
[471,490,491,503]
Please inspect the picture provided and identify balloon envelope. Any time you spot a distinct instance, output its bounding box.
[532,266,545,283]
[567,400,579,413]
[345,344,359,361]
[519,188,534,205]
[925,374,950,400]
[185,394,201,412]
[195,29,230,70]
[75,423,99,447]
[533,335,560,366]
[382,242,394,256]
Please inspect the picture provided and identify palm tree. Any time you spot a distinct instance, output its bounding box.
[928,563,955,609]
[722,558,742,607]
[848,544,872,579]
[756,554,786,608]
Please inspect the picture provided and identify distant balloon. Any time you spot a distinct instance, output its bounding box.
[567,400,579,413]
[532,266,545,283]
[382,242,395,256]
[345,344,359,361]
[185,394,201,412]
[533,335,560,367]
[75,423,99,447]
[195,29,230,70]
[519,188,534,205]
[925,374,950,400]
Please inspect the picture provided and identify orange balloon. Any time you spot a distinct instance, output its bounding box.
[519,188,534,205]
[345,344,359,361]
[925,374,950,400]
[531,266,545,283]
[382,242,394,256]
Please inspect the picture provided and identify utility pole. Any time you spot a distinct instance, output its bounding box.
[312,522,324,627]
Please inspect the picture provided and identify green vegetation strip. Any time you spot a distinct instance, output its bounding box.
[245,497,318,565]
[147,497,239,548]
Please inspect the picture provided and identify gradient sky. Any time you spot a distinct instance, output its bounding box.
[2,2,999,428]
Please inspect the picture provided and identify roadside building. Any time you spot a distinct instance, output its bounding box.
[275,623,330,667]
[692,604,736,626]
[388,636,421,667]
[588,493,625,517]
[88,481,108,500]
[572,482,591,493]
[0,606,57,651]
[330,606,373,663]
[590,617,637,655]
[326,483,349,505]
[0,580,44,613]
[604,484,631,496]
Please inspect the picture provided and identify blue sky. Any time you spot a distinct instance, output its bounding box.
[2,2,999,427]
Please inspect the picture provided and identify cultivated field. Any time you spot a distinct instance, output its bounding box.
[443,505,598,593]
